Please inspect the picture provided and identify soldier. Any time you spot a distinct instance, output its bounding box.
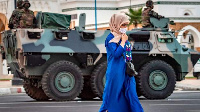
[19,0,36,28]
[142,0,164,28]
[8,0,24,29]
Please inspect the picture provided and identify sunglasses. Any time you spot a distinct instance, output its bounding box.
[121,24,129,27]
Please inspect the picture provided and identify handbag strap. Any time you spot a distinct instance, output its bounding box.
[116,41,130,62]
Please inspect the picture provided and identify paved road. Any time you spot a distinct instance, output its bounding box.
[0,91,200,112]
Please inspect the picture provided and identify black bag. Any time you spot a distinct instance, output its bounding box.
[114,42,137,77]
[122,55,138,77]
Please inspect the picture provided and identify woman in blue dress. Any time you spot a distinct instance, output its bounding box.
[99,14,144,112]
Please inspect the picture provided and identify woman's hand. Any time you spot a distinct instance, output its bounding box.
[122,34,128,42]
[120,34,128,47]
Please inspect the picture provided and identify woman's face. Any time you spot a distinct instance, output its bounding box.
[120,22,129,28]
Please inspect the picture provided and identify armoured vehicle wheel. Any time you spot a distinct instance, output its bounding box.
[78,76,97,100]
[91,62,107,99]
[23,81,49,101]
[138,60,176,99]
[41,61,84,101]
[135,77,142,97]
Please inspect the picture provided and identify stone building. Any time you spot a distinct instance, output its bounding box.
[0,0,200,74]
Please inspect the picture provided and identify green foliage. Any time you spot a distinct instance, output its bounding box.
[125,7,143,28]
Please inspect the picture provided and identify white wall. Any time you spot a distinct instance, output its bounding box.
[61,0,119,29]
[157,5,200,22]
[29,0,60,13]
[61,0,200,28]
[0,0,15,20]
[1,0,200,28]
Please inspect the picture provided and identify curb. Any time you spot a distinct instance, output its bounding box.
[0,87,25,95]
[176,83,200,91]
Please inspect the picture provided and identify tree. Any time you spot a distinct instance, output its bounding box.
[125,8,143,28]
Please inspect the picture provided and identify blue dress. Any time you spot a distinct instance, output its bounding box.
[99,33,144,112]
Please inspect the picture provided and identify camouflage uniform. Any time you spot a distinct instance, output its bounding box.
[19,9,36,28]
[19,0,36,28]
[8,0,24,29]
[142,0,164,28]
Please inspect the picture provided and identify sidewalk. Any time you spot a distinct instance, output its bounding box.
[176,78,200,90]
[0,74,25,95]
[0,80,25,95]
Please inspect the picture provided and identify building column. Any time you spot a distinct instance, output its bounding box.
[57,0,62,13]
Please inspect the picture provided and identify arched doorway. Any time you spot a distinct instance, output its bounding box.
[177,25,200,79]
[177,25,200,51]
[179,31,195,50]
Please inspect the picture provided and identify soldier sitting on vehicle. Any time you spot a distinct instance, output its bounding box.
[19,0,37,28]
[142,0,164,28]
[8,0,24,29]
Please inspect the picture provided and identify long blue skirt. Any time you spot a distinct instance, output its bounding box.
[99,58,144,112]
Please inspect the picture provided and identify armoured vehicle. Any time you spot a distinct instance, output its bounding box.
[1,12,200,101]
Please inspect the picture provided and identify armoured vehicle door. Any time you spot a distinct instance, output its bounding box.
[156,32,177,52]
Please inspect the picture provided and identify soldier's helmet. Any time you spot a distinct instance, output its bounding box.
[22,0,31,8]
[17,0,23,9]
[146,0,154,8]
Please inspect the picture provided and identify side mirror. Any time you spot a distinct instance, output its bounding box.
[169,21,176,25]
[79,13,86,32]
[35,11,42,29]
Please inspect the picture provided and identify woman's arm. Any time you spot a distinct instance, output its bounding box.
[108,42,126,58]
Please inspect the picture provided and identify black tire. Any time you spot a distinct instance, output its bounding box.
[138,60,176,99]
[23,81,49,101]
[135,76,142,97]
[41,61,84,101]
[78,76,97,100]
[90,62,107,98]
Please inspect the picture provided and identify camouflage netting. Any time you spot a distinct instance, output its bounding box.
[36,12,71,29]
